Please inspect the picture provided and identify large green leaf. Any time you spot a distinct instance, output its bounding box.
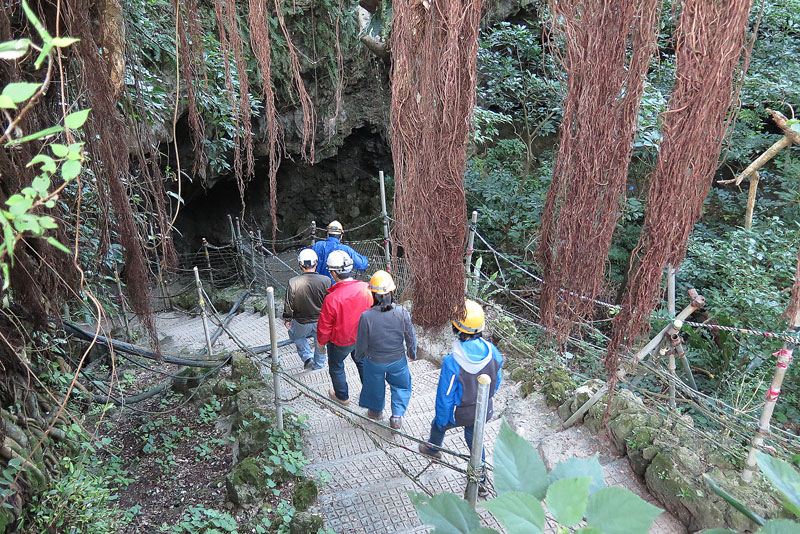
[493,420,548,498]
[467,528,501,534]
[757,452,800,517]
[549,455,606,495]
[64,108,90,129]
[2,82,40,103]
[0,39,31,60]
[702,530,737,533]
[758,519,800,534]
[546,477,591,527]
[586,487,662,534]
[481,491,544,533]
[412,492,481,534]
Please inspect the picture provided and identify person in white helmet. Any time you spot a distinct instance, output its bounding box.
[282,248,331,370]
[311,220,369,281]
[316,250,373,405]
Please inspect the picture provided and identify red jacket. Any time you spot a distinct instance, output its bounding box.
[317,280,373,347]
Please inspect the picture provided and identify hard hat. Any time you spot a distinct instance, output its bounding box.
[327,220,343,235]
[326,249,353,273]
[368,270,396,294]
[452,299,485,334]
[297,248,318,268]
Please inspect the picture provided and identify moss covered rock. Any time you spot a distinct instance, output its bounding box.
[171,367,204,395]
[292,478,318,511]
[226,457,271,507]
[289,512,324,534]
[232,386,276,459]
[231,352,261,382]
[541,368,577,407]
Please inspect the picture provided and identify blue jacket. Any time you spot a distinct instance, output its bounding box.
[434,337,503,429]
[312,237,369,281]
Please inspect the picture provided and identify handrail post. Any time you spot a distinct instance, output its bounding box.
[267,287,284,431]
[465,210,478,295]
[379,170,392,272]
[112,260,132,342]
[742,319,799,482]
[465,373,491,508]
[202,238,215,287]
[194,266,214,358]
[667,265,676,317]
[311,220,317,245]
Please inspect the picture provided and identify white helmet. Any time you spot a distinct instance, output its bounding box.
[327,220,344,235]
[297,248,318,268]
[326,249,353,274]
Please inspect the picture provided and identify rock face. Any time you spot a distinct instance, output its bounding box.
[559,380,781,532]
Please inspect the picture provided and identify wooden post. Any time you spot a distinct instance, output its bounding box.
[258,230,268,288]
[379,171,392,272]
[267,287,284,431]
[227,214,236,245]
[311,220,317,245]
[745,171,759,230]
[112,261,132,342]
[465,374,491,507]
[249,231,257,283]
[742,316,800,482]
[564,289,705,428]
[668,323,698,391]
[194,266,214,358]
[465,211,478,295]
[202,238,214,287]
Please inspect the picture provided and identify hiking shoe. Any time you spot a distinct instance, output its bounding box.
[303,359,314,370]
[418,443,442,460]
[367,409,383,421]
[389,416,402,429]
[328,388,350,406]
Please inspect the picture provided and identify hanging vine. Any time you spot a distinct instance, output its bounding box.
[537,0,661,337]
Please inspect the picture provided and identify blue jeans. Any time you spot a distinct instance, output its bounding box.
[425,420,485,464]
[327,342,364,401]
[359,358,412,417]
[288,320,326,370]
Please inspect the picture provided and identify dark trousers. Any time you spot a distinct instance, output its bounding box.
[327,342,364,401]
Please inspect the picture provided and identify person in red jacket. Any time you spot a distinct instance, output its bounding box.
[316,250,373,406]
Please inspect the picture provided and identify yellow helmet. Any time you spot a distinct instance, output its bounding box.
[327,220,343,235]
[452,299,485,334]
[368,270,396,294]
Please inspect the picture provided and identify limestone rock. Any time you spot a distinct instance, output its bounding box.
[226,457,272,507]
[171,367,204,395]
[232,386,277,460]
[541,368,577,407]
[231,352,261,382]
[289,512,324,534]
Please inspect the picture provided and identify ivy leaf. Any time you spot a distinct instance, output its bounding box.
[412,492,481,534]
[64,108,90,129]
[61,159,82,181]
[6,125,63,146]
[758,520,800,534]
[0,39,31,60]
[493,420,548,498]
[756,452,800,516]
[0,95,16,109]
[481,491,544,533]
[50,143,68,158]
[585,487,662,534]
[51,37,79,48]
[28,154,57,174]
[545,477,591,527]
[549,455,606,495]
[2,82,40,103]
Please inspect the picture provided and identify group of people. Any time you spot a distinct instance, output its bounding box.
[282,221,503,483]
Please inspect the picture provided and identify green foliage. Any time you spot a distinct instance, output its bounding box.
[26,457,127,534]
[412,421,663,534]
[163,506,238,534]
[0,0,87,289]
[756,452,800,518]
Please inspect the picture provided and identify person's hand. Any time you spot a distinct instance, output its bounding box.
[285,321,291,330]
[316,342,327,355]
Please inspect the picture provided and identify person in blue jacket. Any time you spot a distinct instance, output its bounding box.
[419,299,502,495]
[312,220,369,281]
